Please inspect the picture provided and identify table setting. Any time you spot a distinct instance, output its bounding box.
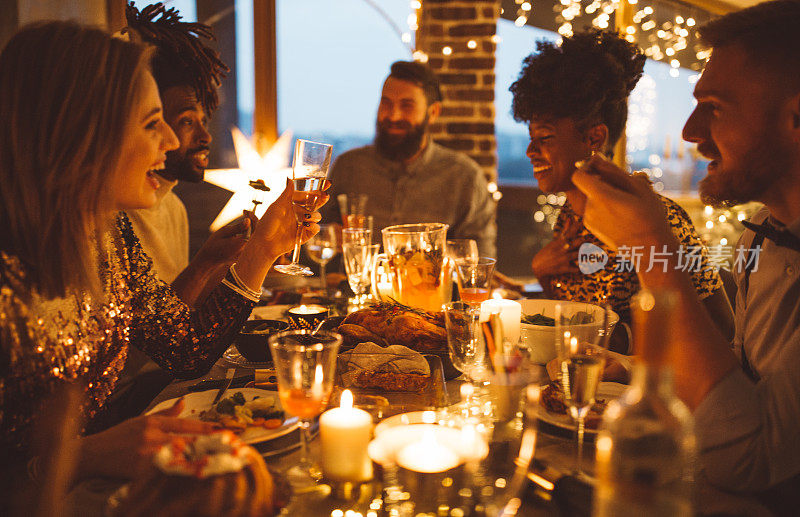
[101,222,621,517]
[81,137,769,517]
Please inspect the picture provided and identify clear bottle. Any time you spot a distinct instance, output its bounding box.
[593,290,696,517]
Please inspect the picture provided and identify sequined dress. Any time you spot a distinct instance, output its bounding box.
[0,214,256,457]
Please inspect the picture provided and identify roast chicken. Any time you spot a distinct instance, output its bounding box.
[338,303,447,353]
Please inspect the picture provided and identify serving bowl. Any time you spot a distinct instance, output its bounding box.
[235,319,289,363]
[518,299,619,364]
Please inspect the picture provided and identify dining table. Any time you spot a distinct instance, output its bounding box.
[66,278,774,517]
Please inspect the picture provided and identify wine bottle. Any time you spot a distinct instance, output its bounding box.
[593,290,696,517]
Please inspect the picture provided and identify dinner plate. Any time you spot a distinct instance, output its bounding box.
[146,388,299,445]
[536,382,627,434]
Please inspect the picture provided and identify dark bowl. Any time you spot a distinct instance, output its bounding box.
[236,319,289,363]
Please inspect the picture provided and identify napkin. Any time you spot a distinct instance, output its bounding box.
[338,342,430,387]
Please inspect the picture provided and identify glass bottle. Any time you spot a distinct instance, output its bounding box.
[593,290,696,517]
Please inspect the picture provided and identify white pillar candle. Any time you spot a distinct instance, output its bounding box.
[396,429,461,473]
[480,299,522,345]
[319,390,373,482]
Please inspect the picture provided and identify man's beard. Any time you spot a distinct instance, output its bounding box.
[160,146,209,183]
[375,116,428,162]
[698,130,790,207]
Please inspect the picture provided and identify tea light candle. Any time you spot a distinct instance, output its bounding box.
[373,265,394,300]
[288,304,327,315]
[319,389,373,482]
[396,429,461,473]
[287,304,329,330]
[480,299,522,345]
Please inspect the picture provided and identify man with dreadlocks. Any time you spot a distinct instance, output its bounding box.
[123,2,248,307]
[106,2,252,420]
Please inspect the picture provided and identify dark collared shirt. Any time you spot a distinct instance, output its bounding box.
[322,142,497,256]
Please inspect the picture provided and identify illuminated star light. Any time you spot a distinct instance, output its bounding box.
[204,128,293,231]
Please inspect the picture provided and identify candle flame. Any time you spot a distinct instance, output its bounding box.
[312,364,324,398]
[340,389,353,409]
[460,383,474,400]
[570,336,579,355]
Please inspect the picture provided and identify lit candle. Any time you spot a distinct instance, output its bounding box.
[319,389,373,482]
[373,265,394,300]
[396,429,461,473]
[287,304,329,330]
[480,299,522,345]
[288,304,327,315]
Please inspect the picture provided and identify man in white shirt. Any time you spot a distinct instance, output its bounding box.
[124,2,250,306]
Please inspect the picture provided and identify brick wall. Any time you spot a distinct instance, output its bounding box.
[416,0,500,183]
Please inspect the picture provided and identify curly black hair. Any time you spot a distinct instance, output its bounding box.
[510,30,645,149]
[123,2,229,114]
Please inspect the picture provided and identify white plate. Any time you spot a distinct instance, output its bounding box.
[147,388,299,445]
[536,382,627,434]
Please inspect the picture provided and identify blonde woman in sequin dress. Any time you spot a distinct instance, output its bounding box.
[0,22,326,481]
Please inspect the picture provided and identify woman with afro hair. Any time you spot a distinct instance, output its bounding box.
[511,29,733,344]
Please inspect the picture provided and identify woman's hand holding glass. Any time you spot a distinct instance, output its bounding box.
[232,178,329,293]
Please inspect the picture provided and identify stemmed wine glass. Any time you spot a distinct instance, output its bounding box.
[455,257,497,305]
[343,243,380,305]
[554,302,611,477]
[275,139,332,276]
[447,239,479,262]
[443,301,485,383]
[305,224,339,290]
[268,329,341,489]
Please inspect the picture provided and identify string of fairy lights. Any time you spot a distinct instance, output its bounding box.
[507,0,710,75]
[392,0,754,249]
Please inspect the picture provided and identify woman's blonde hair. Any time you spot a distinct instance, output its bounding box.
[0,21,154,298]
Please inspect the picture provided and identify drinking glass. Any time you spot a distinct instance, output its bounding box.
[305,224,339,289]
[554,302,612,476]
[443,301,485,382]
[337,193,368,227]
[275,139,332,276]
[268,329,341,488]
[447,239,479,262]
[343,243,380,305]
[455,257,497,305]
[342,226,373,246]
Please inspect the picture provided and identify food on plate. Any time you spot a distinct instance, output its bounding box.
[118,431,280,517]
[339,303,447,353]
[539,382,607,429]
[199,391,285,432]
[338,342,431,393]
[521,311,594,326]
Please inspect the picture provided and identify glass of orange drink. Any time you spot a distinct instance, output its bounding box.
[268,329,341,489]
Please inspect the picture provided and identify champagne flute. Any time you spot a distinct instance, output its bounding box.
[343,243,380,305]
[305,224,339,290]
[554,302,611,477]
[268,329,341,489]
[275,139,332,276]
